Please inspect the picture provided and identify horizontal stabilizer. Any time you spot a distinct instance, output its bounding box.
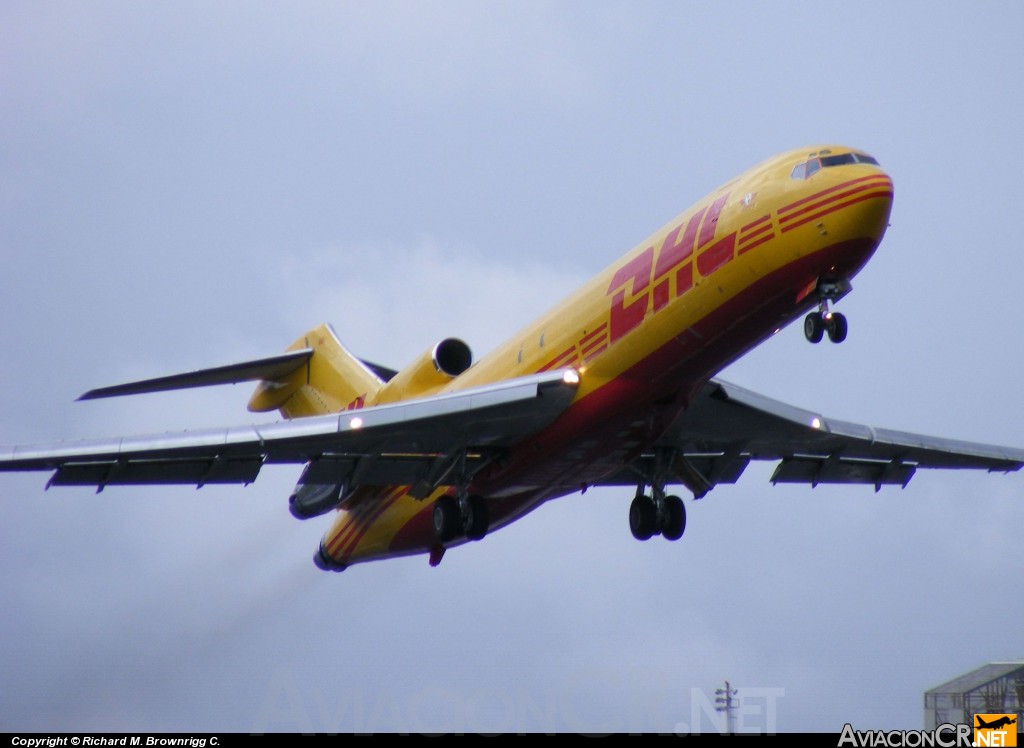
[360,360,398,383]
[78,349,314,401]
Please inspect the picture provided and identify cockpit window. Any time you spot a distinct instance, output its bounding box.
[820,153,857,167]
[791,152,879,179]
[821,153,879,167]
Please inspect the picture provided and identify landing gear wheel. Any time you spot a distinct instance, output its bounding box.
[432,496,460,543]
[660,495,686,541]
[804,312,825,343]
[464,494,489,541]
[826,312,848,343]
[629,495,657,541]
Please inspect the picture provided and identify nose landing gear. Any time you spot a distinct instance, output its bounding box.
[803,279,850,344]
[804,307,848,343]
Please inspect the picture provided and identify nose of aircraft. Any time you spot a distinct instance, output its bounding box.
[773,149,895,292]
[790,155,894,246]
[781,148,894,242]
[847,167,893,245]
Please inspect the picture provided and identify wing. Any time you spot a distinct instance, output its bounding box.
[599,378,1024,496]
[0,370,579,493]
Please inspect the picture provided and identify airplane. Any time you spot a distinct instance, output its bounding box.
[3,145,1023,573]
[976,716,1017,730]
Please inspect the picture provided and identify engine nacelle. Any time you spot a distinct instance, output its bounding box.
[374,338,472,405]
[288,461,352,519]
[314,540,347,572]
[289,482,345,520]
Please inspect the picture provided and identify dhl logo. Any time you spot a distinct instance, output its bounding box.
[605,192,738,344]
[537,173,892,372]
[603,173,892,346]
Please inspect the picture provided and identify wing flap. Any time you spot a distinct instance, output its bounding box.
[49,458,264,488]
[769,457,916,488]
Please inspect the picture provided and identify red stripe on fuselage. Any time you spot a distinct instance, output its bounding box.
[538,345,578,372]
[779,177,891,224]
[337,486,414,560]
[741,214,771,233]
[326,484,407,559]
[778,174,891,217]
[739,221,773,243]
[738,215,776,254]
[583,343,608,363]
[579,322,608,347]
[780,187,893,234]
[580,332,608,357]
[738,232,775,255]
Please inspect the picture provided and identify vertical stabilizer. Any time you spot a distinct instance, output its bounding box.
[247,324,384,418]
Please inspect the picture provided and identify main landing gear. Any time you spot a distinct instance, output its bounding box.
[627,447,689,542]
[432,493,489,543]
[629,489,686,541]
[803,279,850,344]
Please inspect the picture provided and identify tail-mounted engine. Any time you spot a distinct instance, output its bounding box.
[374,338,472,404]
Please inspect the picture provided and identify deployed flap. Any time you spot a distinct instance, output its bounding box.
[0,369,580,490]
[78,349,313,401]
[599,378,1024,494]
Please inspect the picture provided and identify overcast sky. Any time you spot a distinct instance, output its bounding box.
[2,0,1022,734]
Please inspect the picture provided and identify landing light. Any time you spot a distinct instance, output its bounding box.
[563,369,581,385]
[349,416,364,430]
[810,417,822,430]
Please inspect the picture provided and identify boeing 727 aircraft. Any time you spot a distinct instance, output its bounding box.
[3,145,1022,572]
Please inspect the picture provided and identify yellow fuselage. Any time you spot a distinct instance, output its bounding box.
[320,146,894,568]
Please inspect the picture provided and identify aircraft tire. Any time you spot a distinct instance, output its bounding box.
[432,496,460,543]
[629,495,657,541]
[827,312,848,343]
[660,495,686,541]
[464,494,489,541]
[804,313,825,343]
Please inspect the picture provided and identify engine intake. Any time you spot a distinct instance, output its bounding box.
[375,338,472,404]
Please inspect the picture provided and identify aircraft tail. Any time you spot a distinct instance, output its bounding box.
[247,324,384,418]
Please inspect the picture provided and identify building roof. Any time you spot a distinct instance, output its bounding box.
[925,662,1024,696]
